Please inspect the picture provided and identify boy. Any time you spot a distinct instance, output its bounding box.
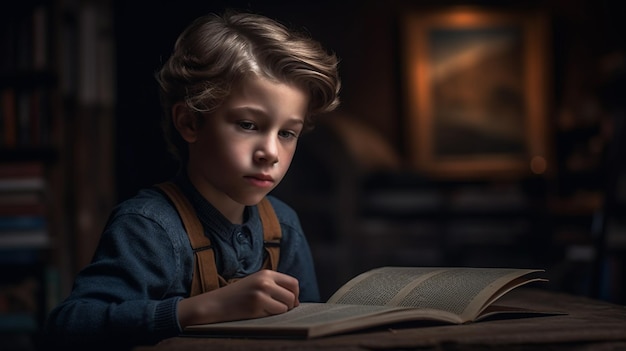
[44,10,340,349]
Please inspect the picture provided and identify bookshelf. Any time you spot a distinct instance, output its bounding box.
[1,1,59,343]
[1,0,116,346]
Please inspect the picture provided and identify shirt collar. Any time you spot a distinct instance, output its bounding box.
[172,171,261,239]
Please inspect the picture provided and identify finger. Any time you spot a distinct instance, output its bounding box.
[275,277,300,309]
[272,272,300,301]
[257,271,299,310]
[263,282,296,310]
[263,296,292,315]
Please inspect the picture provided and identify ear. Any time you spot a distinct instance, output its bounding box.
[172,102,199,143]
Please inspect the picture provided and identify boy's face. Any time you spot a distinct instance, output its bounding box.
[186,76,308,212]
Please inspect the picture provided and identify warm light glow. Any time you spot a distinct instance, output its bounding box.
[444,11,483,26]
[530,156,547,174]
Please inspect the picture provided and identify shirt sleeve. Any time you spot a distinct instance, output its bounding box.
[44,205,188,348]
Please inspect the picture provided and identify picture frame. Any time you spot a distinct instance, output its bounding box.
[402,8,550,179]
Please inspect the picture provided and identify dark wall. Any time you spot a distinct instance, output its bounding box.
[114,0,625,200]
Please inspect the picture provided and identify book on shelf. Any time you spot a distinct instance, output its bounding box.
[0,228,49,249]
[1,88,17,148]
[0,88,52,148]
[0,177,46,192]
[183,266,555,339]
[0,161,45,178]
[0,215,46,231]
[0,213,48,248]
[0,202,46,217]
[32,5,49,70]
[0,161,46,193]
[0,248,42,265]
[0,191,43,206]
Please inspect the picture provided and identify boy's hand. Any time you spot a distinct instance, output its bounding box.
[177,270,300,327]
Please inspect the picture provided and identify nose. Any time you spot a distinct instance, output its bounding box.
[254,135,279,166]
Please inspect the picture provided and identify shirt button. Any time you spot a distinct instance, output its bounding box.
[236,232,246,243]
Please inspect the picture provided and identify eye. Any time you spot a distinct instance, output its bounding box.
[238,121,256,130]
[278,130,299,140]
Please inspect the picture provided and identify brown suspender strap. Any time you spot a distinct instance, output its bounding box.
[258,197,281,271]
[155,182,219,295]
[155,181,281,296]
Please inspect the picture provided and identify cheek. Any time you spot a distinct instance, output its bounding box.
[283,146,296,163]
[212,140,249,167]
[191,133,238,171]
[278,144,297,170]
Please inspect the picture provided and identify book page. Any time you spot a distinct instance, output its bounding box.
[183,303,399,338]
[184,302,454,338]
[327,267,543,320]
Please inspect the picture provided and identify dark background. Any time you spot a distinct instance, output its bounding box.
[113,0,626,198]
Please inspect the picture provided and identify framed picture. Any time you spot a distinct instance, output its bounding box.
[402,8,550,179]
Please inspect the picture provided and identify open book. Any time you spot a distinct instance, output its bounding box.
[183,266,550,339]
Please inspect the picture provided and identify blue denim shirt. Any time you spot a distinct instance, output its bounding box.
[44,174,320,349]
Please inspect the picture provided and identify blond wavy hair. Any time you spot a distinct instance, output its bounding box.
[155,10,341,164]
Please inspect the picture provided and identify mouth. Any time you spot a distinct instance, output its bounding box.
[244,174,275,188]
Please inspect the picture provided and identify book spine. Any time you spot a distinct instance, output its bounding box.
[0,248,41,265]
[32,5,48,71]
[0,216,47,231]
[1,87,54,148]
[0,178,46,192]
[0,203,47,217]
[0,161,48,251]
[29,89,41,147]
[0,229,49,249]
[0,192,42,206]
[0,161,45,178]
[1,89,17,148]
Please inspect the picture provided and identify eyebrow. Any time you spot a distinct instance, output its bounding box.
[285,118,305,126]
[231,106,305,125]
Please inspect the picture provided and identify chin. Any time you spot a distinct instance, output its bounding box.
[238,194,268,207]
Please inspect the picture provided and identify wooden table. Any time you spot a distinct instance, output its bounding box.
[135,288,626,351]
